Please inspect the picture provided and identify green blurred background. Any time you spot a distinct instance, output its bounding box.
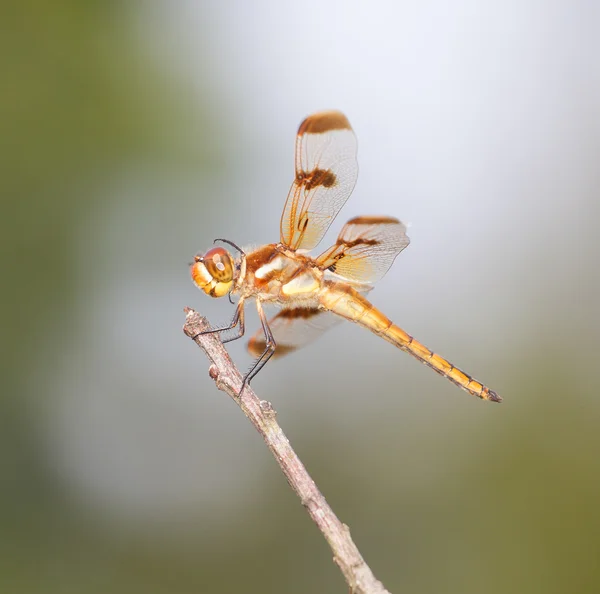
[2,1,599,592]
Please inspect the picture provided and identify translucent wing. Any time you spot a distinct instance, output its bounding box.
[248,307,342,359]
[280,111,358,251]
[316,216,410,284]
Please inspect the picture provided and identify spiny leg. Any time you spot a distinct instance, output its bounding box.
[220,301,246,344]
[240,299,276,396]
[193,299,245,343]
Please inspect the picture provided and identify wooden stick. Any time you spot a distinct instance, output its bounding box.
[183,307,391,594]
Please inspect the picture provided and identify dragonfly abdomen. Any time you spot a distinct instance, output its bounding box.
[319,284,501,402]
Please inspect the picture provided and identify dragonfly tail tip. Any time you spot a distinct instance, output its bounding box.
[487,389,502,403]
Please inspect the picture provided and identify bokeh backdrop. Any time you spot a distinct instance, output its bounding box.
[3,1,600,593]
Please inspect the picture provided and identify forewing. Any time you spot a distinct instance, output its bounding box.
[248,307,342,359]
[316,216,410,283]
[280,111,358,251]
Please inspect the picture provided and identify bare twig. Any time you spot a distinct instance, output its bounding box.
[183,307,391,594]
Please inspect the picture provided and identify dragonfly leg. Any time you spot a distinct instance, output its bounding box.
[192,299,245,343]
[220,301,246,344]
[240,300,276,396]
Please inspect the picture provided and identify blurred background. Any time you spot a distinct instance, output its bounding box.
[2,1,599,592]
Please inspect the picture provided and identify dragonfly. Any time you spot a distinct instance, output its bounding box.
[191,110,501,403]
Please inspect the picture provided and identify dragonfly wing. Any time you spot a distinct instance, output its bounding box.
[280,111,358,251]
[316,216,410,284]
[248,306,343,359]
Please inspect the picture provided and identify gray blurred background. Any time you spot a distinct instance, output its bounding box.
[2,1,599,592]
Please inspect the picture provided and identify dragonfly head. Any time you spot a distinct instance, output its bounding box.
[191,246,235,298]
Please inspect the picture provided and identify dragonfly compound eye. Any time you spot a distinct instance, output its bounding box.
[191,247,235,298]
[204,247,233,282]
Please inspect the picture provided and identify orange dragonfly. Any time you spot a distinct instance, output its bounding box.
[191,110,501,402]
